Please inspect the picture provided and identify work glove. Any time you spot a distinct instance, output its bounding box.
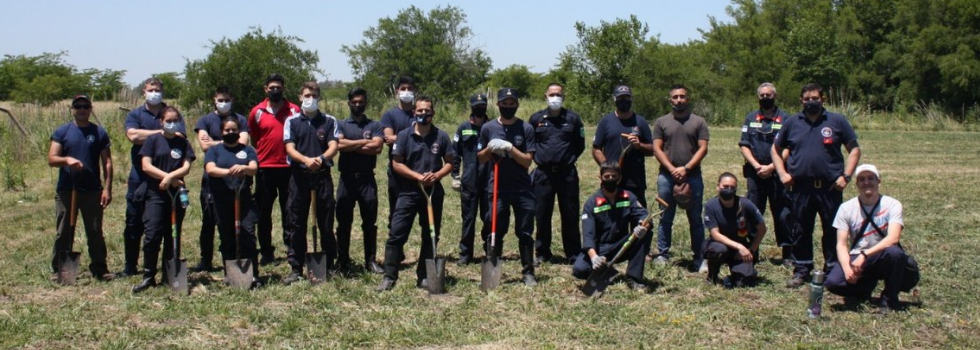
[632,225,648,240]
[591,255,608,270]
[487,139,512,157]
[451,176,462,192]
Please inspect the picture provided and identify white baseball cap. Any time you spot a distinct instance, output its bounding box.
[854,164,880,179]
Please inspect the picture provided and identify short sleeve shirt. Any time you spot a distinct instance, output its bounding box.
[738,108,791,165]
[194,111,249,186]
[138,134,196,189]
[832,195,904,255]
[283,112,339,170]
[248,99,300,168]
[203,143,257,194]
[380,107,415,161]
[703,197,765,246]
[124,103,186,184]
[391,126,454,192]
[477,118,536,193]
[528,108,585,166]
[51,122,111,192]
[652,113,710,174]
[337,116,383,174]
[592,112,653,189]
[773,109,859,181]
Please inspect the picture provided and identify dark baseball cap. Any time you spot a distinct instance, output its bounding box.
[497,88,518,102]
[72,95,92,104]
[613,85,633,97]
[470,93,488,106]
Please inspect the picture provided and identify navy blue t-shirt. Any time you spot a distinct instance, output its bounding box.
[138,133,196,189]
[738,108,791,166]
[528,108,585,166]
[380,106,414,161]
[477,118,536,193]
[194,111,249,188]
[592,112,653,189]
[124,103,187,184]
[703,196,765,246]
[51,122,111,192]
[283,112,338,170]
[203,143,257,194]
[773,109,858,181]
[337,116,384,174]
[392,126,454,192]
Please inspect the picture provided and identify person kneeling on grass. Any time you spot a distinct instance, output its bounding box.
[824,164,908,311]
[572,162,650,291]
[702,172,767,288]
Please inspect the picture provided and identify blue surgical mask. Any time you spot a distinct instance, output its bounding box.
[163,121,182,135]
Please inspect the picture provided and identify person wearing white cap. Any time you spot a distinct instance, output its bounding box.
[824,164,909,311]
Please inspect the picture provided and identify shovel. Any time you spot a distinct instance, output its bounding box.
[581,197,669,297]
[306,185,329,284]
[224,179,254,289]
[165,189,189,295]
[420,182,446,295]
[56,175,81,286]
[480,161,503,291]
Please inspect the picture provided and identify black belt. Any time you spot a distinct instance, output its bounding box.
[341,172,374,179]
[793,177,829,189]
[537,164,574,173]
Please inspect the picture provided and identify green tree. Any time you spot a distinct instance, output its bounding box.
[341,6,491,106]
[558,15,649,108]
[486,64,541,99]
[84,68,127,101]
[0,52,84,104]
[183,27,321,115]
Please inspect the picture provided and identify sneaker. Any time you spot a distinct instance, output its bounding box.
[259,255,276,266]
[697,261,708,273]
[722,276,735,289]
[455,256,472,267]
[375,277,396,292]
[416,278,429,289]
[96,272,116,281]
[523,273,538,287]
[282,271,303,285]
[191,261,213,272]
[879,293,901,312]
[366,260,384,274]
[652,256,669,266]
[132,277,156,293]
[627,279,648,292]
[250,278,263,289]
[534,254,552,267]
[786,275,806,288]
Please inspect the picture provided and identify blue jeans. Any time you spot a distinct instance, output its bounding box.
[655,171,705,264]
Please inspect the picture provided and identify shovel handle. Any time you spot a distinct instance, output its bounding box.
[310,189,317,254]
[490,161,499,250]
[69,189,78,227]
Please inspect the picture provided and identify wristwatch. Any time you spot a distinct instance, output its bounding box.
[859,250,868,258]
[843,174,852,183]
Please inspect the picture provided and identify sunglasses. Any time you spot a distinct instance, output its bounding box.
[73,105,92,110]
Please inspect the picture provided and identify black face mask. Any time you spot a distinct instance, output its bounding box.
[804,100,823,115]
[349,105,366,116]
[222,133,239,144]
[671,103,688,112]
[499,107,517,119]
[615,100,632,112]
[415,114,433,125]
[759,98,775,110]
[267,90,284,103]
[472,107,487,118]
[601,179,619,193]
[719,188,737,201]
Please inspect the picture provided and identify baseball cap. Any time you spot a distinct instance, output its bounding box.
[470,93,488,106]
[854,164,880,179]
[613,85,633,97]
[497,88,518,102]
[72,95,92,104]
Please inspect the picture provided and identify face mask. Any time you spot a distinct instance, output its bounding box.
[163,121,181,136]
[719,188,737,201]
[759,98,775,110]
[547,96,563,111]
[301,98,319,114]
[672,103,687,112]
[601,179,619,193]
[471,107,487,118]
[349,104,366,116]
[267,89,284,103]
[216,101,232,114]
[398,91,415,104]
[615,99,632,112]
[804,100,823,115]
[145,91,163,106]
[222,133,239,144]
[415,113,433,125]
[499,106,517,119]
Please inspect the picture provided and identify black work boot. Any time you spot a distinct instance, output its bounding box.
[122,237,141,276]
[705,258,722,285]
[132,277,156,293]
[364,227,383,274]
[376,246,400,292]
[519,245,537,287]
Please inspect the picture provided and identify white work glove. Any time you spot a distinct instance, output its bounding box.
[591,255,608,270]
[487,139,512,157]
[632,225,648,240]
[451,176,462,192]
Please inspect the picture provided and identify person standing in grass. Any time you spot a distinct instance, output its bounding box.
[47,94,115,281]
[376,96,454,291]
[591,84,653,208]
[702,172,767,288]
[451,93,491,266]
[133,107,195,293]
[192,87,249,272]
[772,83,861,288]
[381,76,418,233]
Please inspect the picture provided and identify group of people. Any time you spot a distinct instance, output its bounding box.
[49,75,914,310]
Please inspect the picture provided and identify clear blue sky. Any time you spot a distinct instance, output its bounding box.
[2,0,734,86]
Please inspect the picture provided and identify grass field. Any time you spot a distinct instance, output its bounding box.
[0,101,979,349]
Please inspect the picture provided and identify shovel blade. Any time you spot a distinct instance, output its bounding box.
[56,251,81,286]
[165,258,189,295]
[580,266,620,297]
[425,258,447,295]
[480,256,503,292]
[224,259,254,289]
[306,253,329,284]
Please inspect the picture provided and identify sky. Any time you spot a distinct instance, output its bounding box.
[2,0,734,86]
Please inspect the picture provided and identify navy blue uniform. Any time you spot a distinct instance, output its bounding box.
[452,117,490,261]
[137,133,195,280]
[738,108,791,251]
[477,118,537,276]
[384,126,454,283]
[592,112,653,207]
[203,144,259,271]
[702,197,765,281]
[773,109,858,277]
[50,122,112,276]
[193,112,249,267]
[283,112,339,273]
[572,189,649,282]
[528,107,585,263]
[380,107,415,231]
[335,116,384,269]
[121,104,186,273]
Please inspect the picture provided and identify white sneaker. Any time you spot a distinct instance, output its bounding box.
[698,261,708,273]
[653,256,669,265]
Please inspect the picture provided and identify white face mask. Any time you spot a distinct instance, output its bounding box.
[301,98,319,114]
[547,96,564,111]
[145,91,163,106]
[216,101,232,114]
[398,91,415,104]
